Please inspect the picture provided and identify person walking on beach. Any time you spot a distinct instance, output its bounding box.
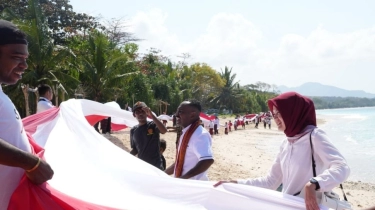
[130,101,167,170]
[208,120,214,136]
[267,116,271,129]
[165,100,214,180]
[263,116,267,129]
[214,116,219,135]
[36,84,54,113]
[224,122,228,135]
[215,92,350,210]
[0,20,54,209]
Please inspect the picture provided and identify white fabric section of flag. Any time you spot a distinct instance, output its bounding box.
[157,114,173,121]
[32,99,328,210]
[104,101,134,127]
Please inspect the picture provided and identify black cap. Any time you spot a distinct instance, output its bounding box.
[133,101,147,113]
[0,20,28,45]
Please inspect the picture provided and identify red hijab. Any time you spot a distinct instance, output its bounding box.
[267,92,316,137]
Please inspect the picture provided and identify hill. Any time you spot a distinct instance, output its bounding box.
[278,82,375,98]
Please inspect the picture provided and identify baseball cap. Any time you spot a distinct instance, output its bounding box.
[0,19,28,45]
[133,101,147,113]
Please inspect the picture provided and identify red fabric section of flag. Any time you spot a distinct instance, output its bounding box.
[111,123,127,131]
[85,115,108,126]
[199,112,215,120]
[8,113,119,210]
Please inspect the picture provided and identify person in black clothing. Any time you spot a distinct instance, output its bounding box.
[130,102,167,170]
[160,139,167,170]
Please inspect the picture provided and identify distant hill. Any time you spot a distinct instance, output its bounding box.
[278,82,375,98]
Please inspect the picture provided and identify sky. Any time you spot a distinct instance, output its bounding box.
[69,0,375,93]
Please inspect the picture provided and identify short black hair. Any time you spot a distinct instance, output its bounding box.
[160,139,166,150]
[0,20,28,45]
[186,99,201,112]
[38,84,52,96]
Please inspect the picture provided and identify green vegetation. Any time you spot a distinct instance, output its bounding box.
[311,97,375,109]
[4,1,368,118]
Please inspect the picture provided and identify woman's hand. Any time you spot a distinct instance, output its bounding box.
[304,182,320,210]
[213,180,237,187]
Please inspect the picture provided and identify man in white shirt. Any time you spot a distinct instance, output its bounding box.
[0,19,54,209]
[165,100,214,180]
[213,116,219,134]
[37,84,54,113]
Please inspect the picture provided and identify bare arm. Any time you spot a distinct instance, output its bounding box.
[142,107,167,134]
[0,138,54,185]
[165,162,175,175]
[151,114,167,134]
[180,159,214,179]
[0,138,38,169]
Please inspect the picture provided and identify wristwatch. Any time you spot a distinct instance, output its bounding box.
[309,178,320,190]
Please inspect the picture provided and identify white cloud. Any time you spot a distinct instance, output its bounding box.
[128,9,375,93]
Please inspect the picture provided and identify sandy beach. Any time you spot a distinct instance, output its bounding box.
[105,116,375,210]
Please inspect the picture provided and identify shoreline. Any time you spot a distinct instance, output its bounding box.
[106,116,374,209]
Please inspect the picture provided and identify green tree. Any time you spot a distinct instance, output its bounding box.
[0,0,102,44]
[76,31,136,102]
[211,66,241,112]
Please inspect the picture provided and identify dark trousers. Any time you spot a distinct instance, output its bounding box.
[214,124,218,134]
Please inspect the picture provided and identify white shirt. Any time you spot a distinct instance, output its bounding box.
[209,121,214,129]
[0,86,32,209]
[238,126,350,195]
[175,124,214,180]
[37,97,54,113]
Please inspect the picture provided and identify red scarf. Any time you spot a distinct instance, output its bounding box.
[267,92,316,137]
[174,120,201,178]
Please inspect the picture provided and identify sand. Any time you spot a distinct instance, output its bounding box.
[105,116,375,210]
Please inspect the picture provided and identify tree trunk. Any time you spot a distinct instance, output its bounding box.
[34,90,39,114]
[22,84,30,117]
[54,84,58,106]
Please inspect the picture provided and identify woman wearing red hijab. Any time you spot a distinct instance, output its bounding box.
[215,92,350,210]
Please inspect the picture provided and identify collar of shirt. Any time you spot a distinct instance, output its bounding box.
[0,85,2,92]
[181,124,192,134]
[39,97,52,103]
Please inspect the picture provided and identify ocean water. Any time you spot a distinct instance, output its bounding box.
[316,107,375,184]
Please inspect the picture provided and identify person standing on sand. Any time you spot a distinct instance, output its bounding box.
[224,122,228,135]
[267,116,271,129]
[165,100,214,180]
[215,92,350,210]
[0,20,54,209]
[208,120,214,136]
[213,116,219,135]
[130,101,167,170]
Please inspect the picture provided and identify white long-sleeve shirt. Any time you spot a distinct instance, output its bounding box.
[238,125,350,195]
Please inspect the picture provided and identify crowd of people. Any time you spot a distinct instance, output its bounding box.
[3,19,374,210]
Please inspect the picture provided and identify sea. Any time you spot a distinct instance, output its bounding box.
[316,107,375,184]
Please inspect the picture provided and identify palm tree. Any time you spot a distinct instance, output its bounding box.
[77,31,136,102]
[211,66,241,112]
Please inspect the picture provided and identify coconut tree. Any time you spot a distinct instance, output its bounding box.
[211,66,241,112]
[77,31,137,102]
